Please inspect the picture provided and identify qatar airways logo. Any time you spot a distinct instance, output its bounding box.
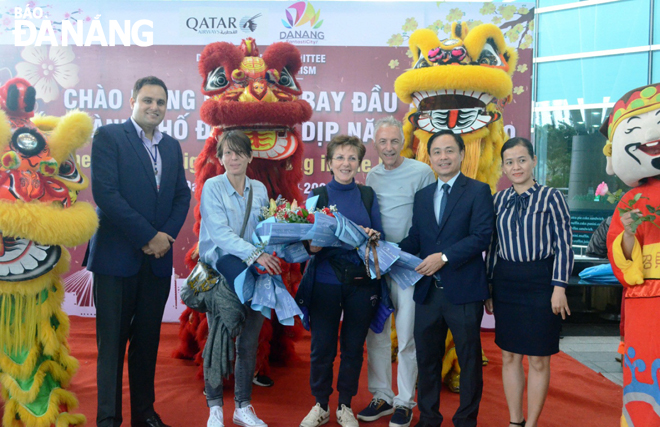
[13,6,154,47]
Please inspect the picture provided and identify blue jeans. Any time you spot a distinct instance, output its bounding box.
[204,306,264,408]
[308,280,380,407]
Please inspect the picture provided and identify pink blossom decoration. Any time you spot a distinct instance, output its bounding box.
[15,46,80,103]
[595,182,609,197]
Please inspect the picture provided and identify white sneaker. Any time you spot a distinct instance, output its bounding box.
[299,403,330,427]
[207,406,224,427]
[233,405,267,427]
[336,405,359,427]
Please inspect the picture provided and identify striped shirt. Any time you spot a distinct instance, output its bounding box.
[486,182,574,288]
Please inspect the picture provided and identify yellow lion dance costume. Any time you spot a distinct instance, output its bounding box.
[0,78,97,427]
[394,22,517,390]
[395,22,517,191]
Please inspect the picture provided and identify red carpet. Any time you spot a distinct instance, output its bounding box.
[56,317,621,426]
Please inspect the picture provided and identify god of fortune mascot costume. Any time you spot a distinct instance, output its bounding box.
[0,78,97,427]
[393,22,517,390]
[603,83,660,427]
[173,38,312,377]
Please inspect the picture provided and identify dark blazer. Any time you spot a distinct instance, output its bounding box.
[87,119,191,278]
[400,173,494,305]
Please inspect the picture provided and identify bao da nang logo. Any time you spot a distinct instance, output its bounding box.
[13,6,153,47]
[279,1,324,45]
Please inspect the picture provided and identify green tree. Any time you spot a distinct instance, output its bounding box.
[543,123,576,189]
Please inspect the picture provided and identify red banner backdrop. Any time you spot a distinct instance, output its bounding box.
[0,43,532,319]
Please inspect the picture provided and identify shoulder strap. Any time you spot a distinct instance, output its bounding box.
[312,185,329,209]
[239,184,253,239]
[358,184,374,218]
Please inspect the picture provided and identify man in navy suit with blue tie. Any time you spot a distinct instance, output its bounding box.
[87,76,191,427]
[399,130,494,427]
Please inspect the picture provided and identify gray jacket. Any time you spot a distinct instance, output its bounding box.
[181,277,247,388]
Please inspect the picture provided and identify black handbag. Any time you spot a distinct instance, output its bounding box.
[328,254,371,286]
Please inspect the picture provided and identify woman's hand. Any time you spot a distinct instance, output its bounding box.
[621,209,641,235]
[256,252,282,275]
[551,286,571,320]
[484,298,494,314]
[360,226,379,239]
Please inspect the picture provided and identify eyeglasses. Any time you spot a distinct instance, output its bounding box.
[332,155,359,163]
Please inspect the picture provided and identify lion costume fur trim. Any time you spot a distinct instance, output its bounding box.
[0,201,97,248]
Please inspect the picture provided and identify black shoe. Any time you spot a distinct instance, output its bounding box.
[509,420,526,426]
[390,406,413,427]
[357,398,394,421]
[252,373,274,387]
[132,413,171,427]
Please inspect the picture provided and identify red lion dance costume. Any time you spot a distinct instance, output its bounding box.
[173,38,312,378]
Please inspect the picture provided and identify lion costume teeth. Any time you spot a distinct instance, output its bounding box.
[0,77,96,427]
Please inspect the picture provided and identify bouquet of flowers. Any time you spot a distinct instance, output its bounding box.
[235,194,426,326]
[261,197,336,224]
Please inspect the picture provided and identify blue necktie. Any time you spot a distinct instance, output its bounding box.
[438,183,450,225]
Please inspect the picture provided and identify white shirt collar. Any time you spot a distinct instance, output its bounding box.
[436,171,461,195]
[130,117,163,145]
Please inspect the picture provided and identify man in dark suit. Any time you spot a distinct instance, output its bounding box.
[87,76,191,427]
[399,130,494,427]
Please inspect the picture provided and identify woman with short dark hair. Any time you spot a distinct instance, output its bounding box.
[197,130,281,427]
[299,135,383,427]
[485,137,573,427]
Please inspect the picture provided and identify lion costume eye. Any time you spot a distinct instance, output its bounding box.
[11,128,46,157]
[57,155,83,184]
[269,67,299,91]
[476,42,502,66]
[414,54,431,69]
[205,67,229,92]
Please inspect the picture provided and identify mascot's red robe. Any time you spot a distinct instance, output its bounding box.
[603,83,660,427]
[608,181,660,427]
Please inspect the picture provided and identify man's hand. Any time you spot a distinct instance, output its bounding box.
[415,252,446,276]
[551,286,571,320]
[256,252,282,275]
[485,298,494,314]
[142,232,174,259]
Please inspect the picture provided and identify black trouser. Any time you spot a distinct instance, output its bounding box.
[414,286,484,427]
[309,280,380,408]
[94,258,171,427]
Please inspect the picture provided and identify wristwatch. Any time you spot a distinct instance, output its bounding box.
[441,253,448,263]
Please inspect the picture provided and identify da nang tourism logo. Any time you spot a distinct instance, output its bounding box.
[279,1,324,45]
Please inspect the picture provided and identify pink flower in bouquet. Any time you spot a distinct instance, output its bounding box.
[595,182,609,197]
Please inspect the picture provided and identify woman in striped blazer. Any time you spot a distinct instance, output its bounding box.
[485,137,574,427]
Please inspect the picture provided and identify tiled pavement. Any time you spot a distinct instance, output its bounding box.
[559,336,623,386]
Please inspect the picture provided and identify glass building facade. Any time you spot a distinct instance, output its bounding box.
[533,0,654,249]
